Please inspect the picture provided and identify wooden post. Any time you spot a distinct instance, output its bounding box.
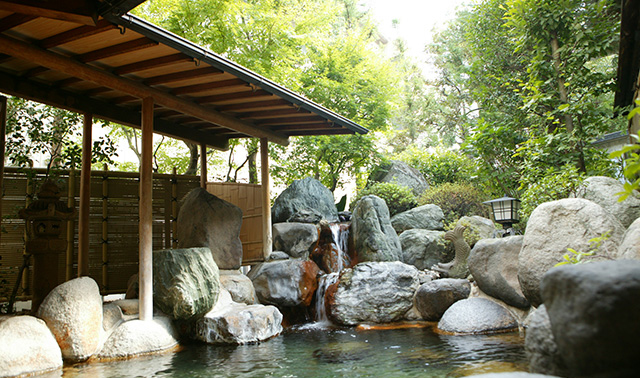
[22,175,33,293]
[139,97,154,321]
[78,113,92,277]
[200,143,207,188]
[171,166,178,249]
[0,96,6,248]
[102,164,109,291]
[66,168,75,280]
[260,138,272,259]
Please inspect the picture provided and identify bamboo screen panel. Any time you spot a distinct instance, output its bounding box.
[0,168,199,301]
[206,182,265,264]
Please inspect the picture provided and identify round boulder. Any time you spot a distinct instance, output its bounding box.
[456,216,496,247]
[177,188,243,270]
[329,261,419,325]
[368,160,429,197]
[36,276,102,362]
[0,315,62,377]
[540,260,640,378]
[414,278,470,321]
[518,198,624,307]
[96,315,178,359]
[248,258,320,307]
[153,247,220,320]
[437,297,518,334]
[468,236,529,309]
[272,222,319,258]
[391,204,445,233]
[351,195,402,262]
[219,271,257,305]
[399,229,451,270]
[618,217,640,260]
[575,176,640,228]
[271,177,338,223]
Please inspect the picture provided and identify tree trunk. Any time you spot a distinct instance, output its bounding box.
[248,150,257,184]
[185,142,199,175]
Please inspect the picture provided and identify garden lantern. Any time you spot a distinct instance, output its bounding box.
[19,180,76,312]
[483,196,520,234]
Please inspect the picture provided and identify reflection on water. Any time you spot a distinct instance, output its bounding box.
[63,326,527,378]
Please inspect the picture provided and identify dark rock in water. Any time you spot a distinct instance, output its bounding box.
[248,258,320,307]
[312,341,371,363]
[329,261,419,325]
[414,278,470,321]
[399,229,450,270]
[351,195,402,262]
[391,204,445,233]
[518,198,624,307]
[153,247,220,320]
[369,160,429,197]
[468,236,529,309]
[525,305,567,377]
[540,260,640,378]
[273,222,319,258]
[177,188,243,270]
[465,373,562,378]
[438,297,518,334]
[272,178,339,223]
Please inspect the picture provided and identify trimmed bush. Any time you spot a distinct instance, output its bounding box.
[350,182,417,216]
[419,182,490,225]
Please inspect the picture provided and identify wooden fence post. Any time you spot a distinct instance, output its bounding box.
[0,96,6,249]
[171,167,178,249]
[22,174,34,293]
[66,168,75,281]
[139,97,154,321]
[102,164,109,291]
[260,138,272,259]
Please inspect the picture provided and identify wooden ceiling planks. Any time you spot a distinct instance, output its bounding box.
[0,9,366,150]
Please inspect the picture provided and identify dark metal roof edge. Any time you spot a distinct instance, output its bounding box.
[102,12,369,135]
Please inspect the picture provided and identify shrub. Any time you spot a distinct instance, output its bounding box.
[350,182,417,216]
[395,146,476,185]
[419,182,490,225]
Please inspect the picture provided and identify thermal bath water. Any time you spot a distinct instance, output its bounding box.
[62,325,528,378]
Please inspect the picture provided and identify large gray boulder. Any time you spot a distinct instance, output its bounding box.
[456,216,496,247]
[469,236,529,309]
[369,160,428,197]
[219,271,257,305]
[351,195,402,262]
[618,217,640,259]
[525,305,567,377]
[518,198,624,307]
[177,188,243,270]
[36,277,102,362]
[0,316,62,377]
[194,290,282,344]
[271,178,338,223]
[414,278,470,321]
[153,247,220,320]
[272,222,319,258]
[437,297,518,334]
[248,258,320,307]
[391,204,445,233]
[95,315,178,359]
[399,229,450,270]
[540,260,640,378]
[576,176,640,228]
[329,261,419,325]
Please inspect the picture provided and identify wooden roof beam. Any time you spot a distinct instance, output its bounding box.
[0,34,289,145]
[144,66,223,86]
[256,116,325,126]
[238,108,309,120]
[197,90,273,105]
[39,19,116,49]
[0,69,229,150]
[171,78,247,96]
[216,99,290,112]
[0,13,37,33]
[113,53,192,75]
[0,1,97,25]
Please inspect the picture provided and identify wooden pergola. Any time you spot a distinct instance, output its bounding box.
[0,0,367,320]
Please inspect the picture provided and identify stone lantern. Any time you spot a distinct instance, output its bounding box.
[19,180,76,312]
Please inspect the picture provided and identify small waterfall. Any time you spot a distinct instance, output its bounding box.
[314,272,338,324]
[329,223,350,272]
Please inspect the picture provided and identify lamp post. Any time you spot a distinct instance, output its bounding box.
[483,196,521,237]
